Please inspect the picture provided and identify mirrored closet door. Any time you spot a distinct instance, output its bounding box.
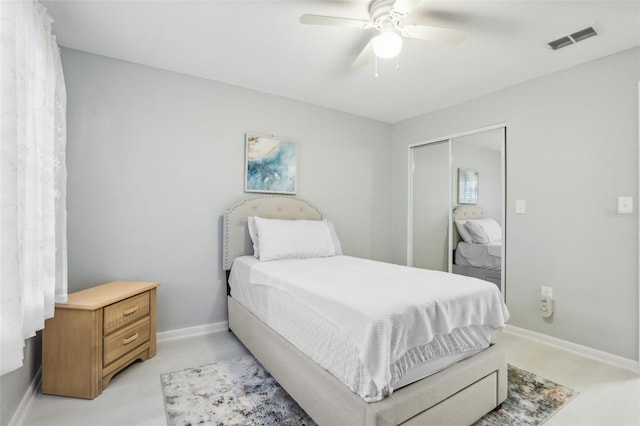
[410,140,450,272]
[409,126,506,295]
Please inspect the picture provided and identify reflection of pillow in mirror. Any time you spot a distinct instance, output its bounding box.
[476,218,502,242]
[464,218,502,243]
[455,220,473,243]
[464,221,490,244]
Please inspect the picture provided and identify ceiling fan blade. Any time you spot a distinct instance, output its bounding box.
[300,14,369,29]
[401,24,467,45]
[392,0,423,15]
[351,39,374,69]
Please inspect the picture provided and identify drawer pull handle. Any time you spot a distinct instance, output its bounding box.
[123,306,138,316]
[123,333,139,345]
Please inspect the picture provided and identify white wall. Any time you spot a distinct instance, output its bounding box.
[61,48,392,333]
[391,47,640,360]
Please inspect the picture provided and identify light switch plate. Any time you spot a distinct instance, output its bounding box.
[515,200,526,214]
[618,196,633,214]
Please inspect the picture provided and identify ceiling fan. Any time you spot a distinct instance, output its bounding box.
[300,0,467,68]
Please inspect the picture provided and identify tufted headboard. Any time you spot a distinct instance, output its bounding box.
[452,205,488,249]
[223,196,323,270]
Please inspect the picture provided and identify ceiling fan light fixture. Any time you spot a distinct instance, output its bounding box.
[372,30,403,59]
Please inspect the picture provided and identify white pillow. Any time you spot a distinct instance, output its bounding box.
[248,217,343,258]
[253,217,338,261]
[476,218,502,242]
[464,221,490,244]
[455,220,473,243]
[464,218,502,243]
[247,216,260,258]
[325,221,343,255]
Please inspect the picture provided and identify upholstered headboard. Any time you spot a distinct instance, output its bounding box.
[452,205,488,249]
[223,196,323,270]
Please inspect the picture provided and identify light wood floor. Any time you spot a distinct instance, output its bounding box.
[19,331,640,426]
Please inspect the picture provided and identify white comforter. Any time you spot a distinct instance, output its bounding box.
[242,255,509,400]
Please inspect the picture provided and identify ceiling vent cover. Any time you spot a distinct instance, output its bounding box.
[548,36,573,51]
[548,26,598,50]
[571,26,597,42]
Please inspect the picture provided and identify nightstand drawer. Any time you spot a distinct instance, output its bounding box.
[104,292,149,334]
[103,317,150,366]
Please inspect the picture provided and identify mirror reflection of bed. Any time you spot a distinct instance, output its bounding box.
[452,205,502,291]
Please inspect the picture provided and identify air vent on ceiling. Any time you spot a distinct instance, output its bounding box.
[548,36,573,51]
[548,26,598,50]
[571,27,597,42]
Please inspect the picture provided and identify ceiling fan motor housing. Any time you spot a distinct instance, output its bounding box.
[370,0,405,30]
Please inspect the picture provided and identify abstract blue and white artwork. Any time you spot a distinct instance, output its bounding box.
[245,134,297,194]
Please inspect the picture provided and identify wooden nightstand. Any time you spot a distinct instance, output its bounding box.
[42,281,159,399]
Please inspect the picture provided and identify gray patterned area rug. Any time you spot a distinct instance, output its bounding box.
[473,364,577,426]
[161,356,577,426]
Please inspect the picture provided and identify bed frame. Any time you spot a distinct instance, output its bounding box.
[224,196,507,426]
[452,205,502,290]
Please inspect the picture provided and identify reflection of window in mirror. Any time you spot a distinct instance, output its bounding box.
[458,168,479,204]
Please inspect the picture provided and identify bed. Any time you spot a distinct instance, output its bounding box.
[452,205,502,290]
[224,196,508,426]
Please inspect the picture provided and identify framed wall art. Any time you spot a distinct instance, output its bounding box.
[458,168,479,204]
[245,133,297,194]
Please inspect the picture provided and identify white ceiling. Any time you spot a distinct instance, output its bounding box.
[42,0,640,123]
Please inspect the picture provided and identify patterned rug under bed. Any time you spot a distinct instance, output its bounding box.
[161,356,577,426]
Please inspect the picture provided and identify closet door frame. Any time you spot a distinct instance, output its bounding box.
[407,123,507,286]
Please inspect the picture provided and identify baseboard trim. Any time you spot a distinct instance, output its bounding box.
[8,367,41,426]
[157,320,229,342]
[505,324,639,373]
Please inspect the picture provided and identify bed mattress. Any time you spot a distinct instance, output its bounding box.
[455,241,502,270]
[229,255,509,402]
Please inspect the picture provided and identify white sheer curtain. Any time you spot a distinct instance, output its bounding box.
[0,0,67,376]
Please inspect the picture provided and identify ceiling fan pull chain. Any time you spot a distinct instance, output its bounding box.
[396,54,400,71]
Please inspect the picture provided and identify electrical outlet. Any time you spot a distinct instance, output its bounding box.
[539,298,554,318]
[541,286,553,298]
